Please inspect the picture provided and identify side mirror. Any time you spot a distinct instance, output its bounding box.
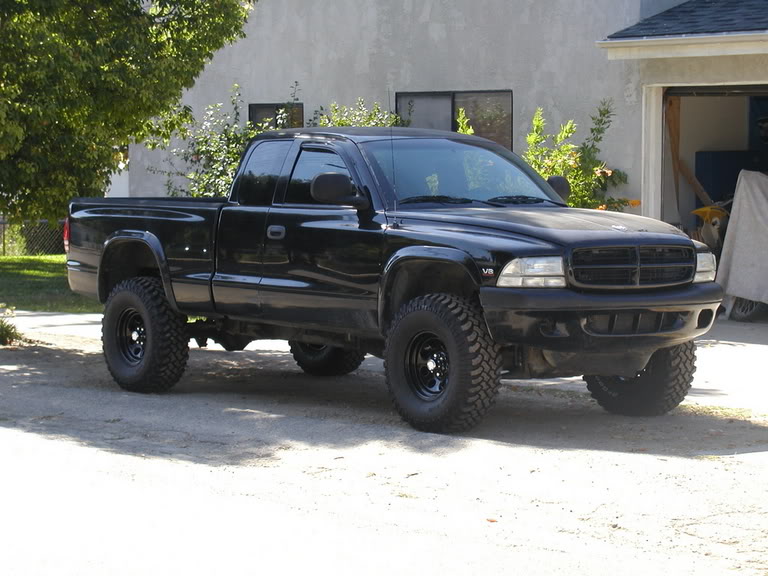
[547,175,571,202]
[311,173,370,209]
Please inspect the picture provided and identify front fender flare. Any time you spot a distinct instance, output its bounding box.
[378,246,482,329]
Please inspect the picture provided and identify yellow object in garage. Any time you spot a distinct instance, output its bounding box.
[692,205,729,223]
[692,205,730,253]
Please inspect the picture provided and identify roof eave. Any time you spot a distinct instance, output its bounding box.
[597,31,768,60]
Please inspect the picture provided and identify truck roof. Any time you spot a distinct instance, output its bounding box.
[253,126,485,144]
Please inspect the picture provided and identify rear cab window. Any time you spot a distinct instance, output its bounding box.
[235,140,293,206]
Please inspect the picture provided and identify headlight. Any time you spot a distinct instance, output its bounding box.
[497,256,566,288]
[694,252,717,283]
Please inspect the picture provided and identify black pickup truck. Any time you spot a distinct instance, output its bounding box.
[67,127,722,432]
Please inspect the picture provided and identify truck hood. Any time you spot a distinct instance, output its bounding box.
[393,206,691,246]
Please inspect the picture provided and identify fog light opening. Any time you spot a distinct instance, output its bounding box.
[697,309,714,329]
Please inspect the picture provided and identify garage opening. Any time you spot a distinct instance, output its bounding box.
[661,85,768,244]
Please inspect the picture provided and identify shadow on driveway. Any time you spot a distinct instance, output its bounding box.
[1,341,767,466]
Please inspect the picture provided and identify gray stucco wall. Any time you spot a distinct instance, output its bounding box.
[640,0,687,19]
[130,0,656,199]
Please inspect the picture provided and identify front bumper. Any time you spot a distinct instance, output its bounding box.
[480,282,723,355]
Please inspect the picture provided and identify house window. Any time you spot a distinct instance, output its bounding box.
[396,91,513,150]
[248,103,304,128]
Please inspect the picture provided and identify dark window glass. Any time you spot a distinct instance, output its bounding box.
[237,140,292,206]
[396,91,513,150]
[248,103,304,128]
[396,93,452,130]
[285,149,351,205]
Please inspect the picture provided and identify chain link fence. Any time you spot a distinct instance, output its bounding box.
[0,218,65,256]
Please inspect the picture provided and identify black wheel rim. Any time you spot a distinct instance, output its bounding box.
[116,308,146,365]
[405,331,449,401]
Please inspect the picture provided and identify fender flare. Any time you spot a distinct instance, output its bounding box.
[98,230,180,313]
[378,246,482,328]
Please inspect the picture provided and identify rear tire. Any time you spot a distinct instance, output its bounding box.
[584,341,696,416]
[288,341,365,376]
[102,277,189,393]
[384,294,501,433]
[730,298,768,322]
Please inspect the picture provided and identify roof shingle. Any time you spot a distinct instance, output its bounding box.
[608,0,768,40]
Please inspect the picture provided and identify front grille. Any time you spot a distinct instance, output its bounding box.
[570,245,695,290]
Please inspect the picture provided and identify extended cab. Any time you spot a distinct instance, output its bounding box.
[67,128,723,432]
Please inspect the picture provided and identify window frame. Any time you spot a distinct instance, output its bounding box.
[275,142,362,209]
[395,90,514,150]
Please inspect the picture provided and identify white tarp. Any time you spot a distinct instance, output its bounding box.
[716,170,768,311]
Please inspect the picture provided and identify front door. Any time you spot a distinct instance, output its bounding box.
[259,141,386,336]
[212,139,293,318]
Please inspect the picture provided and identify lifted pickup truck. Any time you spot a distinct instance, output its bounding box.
[67,127,722,432]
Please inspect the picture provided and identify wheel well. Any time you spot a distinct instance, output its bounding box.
[99,241,161,302]
[383,260,478,331]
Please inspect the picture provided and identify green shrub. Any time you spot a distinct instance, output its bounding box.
[312,98,407,128]
[0,305,21,345]
[523,99,631,211]
[456,108,475,135]
[1,222,26,256]
[154,88,409,198]
[150,85,287,198]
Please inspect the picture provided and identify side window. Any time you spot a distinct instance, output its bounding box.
[237,140,292,206]
[285,149,351,205]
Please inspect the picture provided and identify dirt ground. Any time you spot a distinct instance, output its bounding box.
[1,326,767,575]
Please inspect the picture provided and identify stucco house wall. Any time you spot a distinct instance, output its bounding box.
[130,0,683,201]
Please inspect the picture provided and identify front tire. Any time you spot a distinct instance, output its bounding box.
[384,294,501,433]
[584,341,696,416]
[102,277,189,393]
[288,341,366,376]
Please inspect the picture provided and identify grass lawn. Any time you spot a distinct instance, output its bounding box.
[0,255,103,313]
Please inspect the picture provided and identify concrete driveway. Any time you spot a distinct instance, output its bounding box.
[2,312,767,575]
[11,310,768,413]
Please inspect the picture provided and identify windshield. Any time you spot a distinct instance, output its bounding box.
[360,138,561,208]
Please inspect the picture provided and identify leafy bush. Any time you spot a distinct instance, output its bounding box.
[1,222,26,256]
[312,98,407,128]
[150,85,287,198]
[523,99,633,211]
[0,305,21,345]
[154,89,409,197]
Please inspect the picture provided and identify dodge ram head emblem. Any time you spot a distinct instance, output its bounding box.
[611,224,628,232]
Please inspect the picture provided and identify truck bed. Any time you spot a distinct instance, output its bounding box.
[67,196,226,315]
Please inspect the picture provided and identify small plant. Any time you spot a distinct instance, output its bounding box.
[1,222,26,256]
[456,108,475,135]
[0,304,21,345]
[523,99,632,211]
[312,98,407,128]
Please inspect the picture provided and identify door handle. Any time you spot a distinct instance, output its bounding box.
[267,225,286,240]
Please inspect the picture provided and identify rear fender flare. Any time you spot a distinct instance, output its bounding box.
[98,231,179,313]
